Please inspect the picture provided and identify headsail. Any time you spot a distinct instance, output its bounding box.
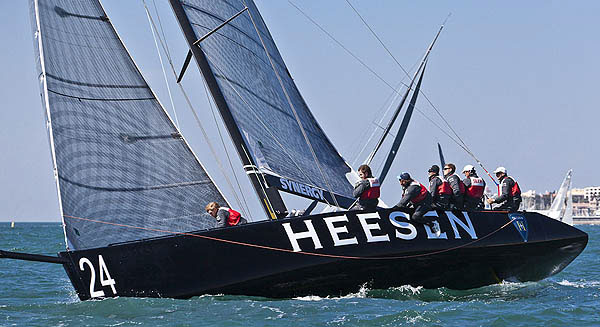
[437,143,446,168]
[169,0,355,210]
[31,0,228,250]
[378,63,427,184]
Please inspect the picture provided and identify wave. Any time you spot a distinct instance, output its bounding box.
[557,279,600,288]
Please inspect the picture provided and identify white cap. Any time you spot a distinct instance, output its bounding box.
[494,166,507,174]
[462,164,475,172]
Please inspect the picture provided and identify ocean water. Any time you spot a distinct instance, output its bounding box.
[0,223,598,327]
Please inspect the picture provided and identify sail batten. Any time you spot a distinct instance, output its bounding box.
[32,0,229,250]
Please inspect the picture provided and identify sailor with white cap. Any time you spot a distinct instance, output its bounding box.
[486,167,522,212]
[462,164,486,211]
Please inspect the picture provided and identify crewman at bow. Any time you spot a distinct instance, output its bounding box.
[393,172,441,236]
[462,165,486,211]
[206,202,248,228]
[443,163,466,210]
[351,164,380,211]
[486,167,522,212]
[428,165,451,210]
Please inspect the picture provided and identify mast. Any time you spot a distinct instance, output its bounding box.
[169,0,278,219]
[365,24,444,166]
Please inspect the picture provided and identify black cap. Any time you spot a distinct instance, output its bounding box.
[397,172,411,181]
[428,165,440,174]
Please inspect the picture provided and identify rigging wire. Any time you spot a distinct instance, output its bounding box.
[343,4,496,183]
[145,2,180,129]
[349,81,404,166]
[287,1,410,94]
[244,0,342,209]
[293,2,497,185]
[344,0,411,80]
[142,1,252,216]
[200,76,253,218]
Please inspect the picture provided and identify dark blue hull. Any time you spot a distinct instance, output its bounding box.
[59,209,588,300]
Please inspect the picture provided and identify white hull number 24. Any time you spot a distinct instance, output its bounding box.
[79,255,117,298]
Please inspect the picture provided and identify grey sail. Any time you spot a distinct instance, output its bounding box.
[169,0,354,207]
[31,0,228,250]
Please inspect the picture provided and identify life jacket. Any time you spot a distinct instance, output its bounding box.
[466,176,485,198]
[435,175,452,195]
[497,176,521,197]
[408,181,428,204]
[445,173,466,194]
[360,177,380,200]
[222,207,241,226]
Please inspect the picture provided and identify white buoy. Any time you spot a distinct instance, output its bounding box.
[10,221,15,228]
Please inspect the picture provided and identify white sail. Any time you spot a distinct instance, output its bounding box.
[547,169,573,225]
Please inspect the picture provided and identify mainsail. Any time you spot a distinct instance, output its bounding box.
[31,0,228,250]
[169,0,355,210]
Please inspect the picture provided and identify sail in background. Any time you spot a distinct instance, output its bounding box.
[172,0,354,200]
[548,169,573,226]
[31,0,228,250]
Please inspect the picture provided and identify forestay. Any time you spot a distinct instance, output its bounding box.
[171,0,354,203]
[31,0,228,250]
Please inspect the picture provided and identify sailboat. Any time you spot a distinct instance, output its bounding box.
[528,170,574,226]
[0,0,587,301]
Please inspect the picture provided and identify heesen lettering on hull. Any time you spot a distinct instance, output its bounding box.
[282,210,477,252]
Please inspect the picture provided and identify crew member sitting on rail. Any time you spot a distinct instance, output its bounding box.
[206,202,247,228]
[486,167,522,212]
[393,172,440,236]
[443,163,466,210]
[350,164,380,211]
[462,164,486,211]
[428,165,452,210]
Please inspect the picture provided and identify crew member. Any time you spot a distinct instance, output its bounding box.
[393,172,440,236]
[486,167,522,212]
[443,163,466,210]
[351,164,380,211]
[206,202,248,228]
[462,164,486,211]
[428,165,452,210]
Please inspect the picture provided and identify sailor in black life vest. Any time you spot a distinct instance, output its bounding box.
[443,163,466,210]
[428,165,452,210]
[486,167,522,212]
[393,172,441,236]
[350,164,380,211]
[462,164,486,211]
[206,202,247,228]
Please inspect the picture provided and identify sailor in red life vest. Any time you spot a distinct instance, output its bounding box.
[461,164,486,211]
[393,172,441,236]
[350,164,380,211]
[486,167,522,212]
[427,165,452,210]
[443,163,466,210]
[205,202,248,228]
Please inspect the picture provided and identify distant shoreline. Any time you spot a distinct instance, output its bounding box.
[574,217,600,225]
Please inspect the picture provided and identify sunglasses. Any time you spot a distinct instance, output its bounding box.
[443,167,451,170]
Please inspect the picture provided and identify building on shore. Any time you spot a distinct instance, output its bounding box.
[522,187,600,217]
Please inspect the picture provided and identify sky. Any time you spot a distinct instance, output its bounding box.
[1,1,598,222]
